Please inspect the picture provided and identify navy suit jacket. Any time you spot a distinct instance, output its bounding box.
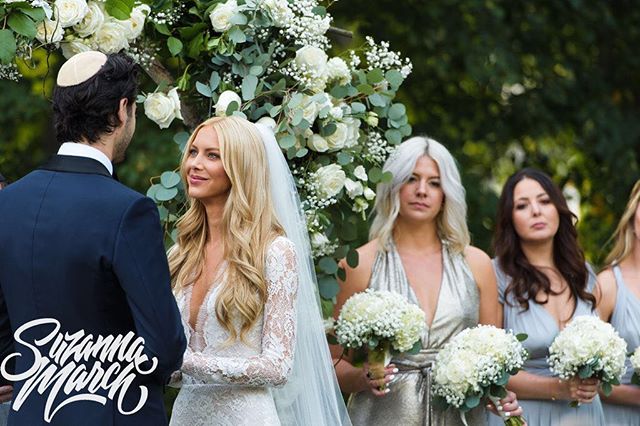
[0,155,187,425]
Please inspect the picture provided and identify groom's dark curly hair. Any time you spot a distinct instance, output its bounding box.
[52,53,139,144]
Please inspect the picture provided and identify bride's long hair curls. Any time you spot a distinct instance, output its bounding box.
[493,168,595,311]
[168,116,283,342]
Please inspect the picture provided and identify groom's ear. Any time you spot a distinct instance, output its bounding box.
[117,98,130,125]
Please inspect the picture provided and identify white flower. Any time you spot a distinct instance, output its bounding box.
[90,20,129,54]
[325,123,348,151]
[300,95,319,123]
[60,39,92,59]
[365,111,379,127]
[31,0,53,19]
[328,106,343,120]
[326,57,351,85]
[315,164,346,199]
[36,19,64,44]
[548,316,627,385]
[323,317,335,334]
[363,187,376,200]
[54,0,89,28]
[73,1,104,38]
[214,90,242,116]
[352,197,368,213]
[307,134,329,153]
[257,116,278,132]
[295,46,328,74]
[209,0,238,33]
[353,165,368,181]
[343,117,361,148]
[344,178,363,199]
[631,346,640,372]
[311,232,330,250]
[261,0,293,27]
[125,4,150,40]
[144,88,183,129]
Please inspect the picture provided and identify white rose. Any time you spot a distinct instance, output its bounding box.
[353,165,367,181]
[316,164,346,199]
[257,116,278,132]
[311,232,330,250]
[261,0,293,27]
[214,90,242,116]
[307,134,329,152]
[60,39,92,59]
[326,57,351,85]
[325,122,348,151]
[328,106,343,120]
[300,95,319,123]
[36,19,64,43]
[344,178,363,199]
[343,117,361,148]
[72,1,103,37]
[364,187,376,200]
[125,4,150,40]
[365,111,379,127]
[209,0,238,33]
[54,0,89,28]
[144,88,182,129]
[90,20,129,53]
[295,45,328,73]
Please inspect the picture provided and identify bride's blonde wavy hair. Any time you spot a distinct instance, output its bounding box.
[168,116,283,342]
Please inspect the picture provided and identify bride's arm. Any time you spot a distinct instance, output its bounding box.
[181,238,299,387]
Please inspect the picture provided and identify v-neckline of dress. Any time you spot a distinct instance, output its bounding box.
[186,264,227,333]
[392,240,446,331]
[614,265,640,307]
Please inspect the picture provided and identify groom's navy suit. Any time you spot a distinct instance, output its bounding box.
[0,155,187,425]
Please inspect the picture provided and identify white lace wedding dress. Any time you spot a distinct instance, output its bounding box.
[170,236,298,426]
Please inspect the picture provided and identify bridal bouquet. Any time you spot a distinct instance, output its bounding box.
[334,289,425,388]
[548,315,627,406]
[432,325,528,426]
[630,346,640,385]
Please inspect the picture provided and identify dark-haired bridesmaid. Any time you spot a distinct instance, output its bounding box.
[488,168,604,426]
[596,180,640,425]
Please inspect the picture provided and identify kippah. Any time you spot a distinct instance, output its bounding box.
[57,51,108,87]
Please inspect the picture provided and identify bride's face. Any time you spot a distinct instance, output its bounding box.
[185,126,231,202]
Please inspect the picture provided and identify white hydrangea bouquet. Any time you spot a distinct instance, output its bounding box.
[432,325,528,426]
[548,315,627,406]
[631,346,640,385]
[334,289,425,388]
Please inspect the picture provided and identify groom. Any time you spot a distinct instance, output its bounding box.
[0,51,186,425]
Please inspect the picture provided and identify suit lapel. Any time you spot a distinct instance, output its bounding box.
[39,155,113,178]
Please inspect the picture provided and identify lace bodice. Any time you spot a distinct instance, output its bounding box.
[174,236,299,387]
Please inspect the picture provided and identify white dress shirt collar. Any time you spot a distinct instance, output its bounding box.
[57,142,113,175]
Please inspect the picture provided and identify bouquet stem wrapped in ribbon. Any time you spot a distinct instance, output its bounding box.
[432,325,528,426]
[548,315,627,407]
[334,289,426,391]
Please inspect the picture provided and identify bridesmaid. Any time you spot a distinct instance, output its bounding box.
[331,136,523,425]
[489,168,604,426]
[596,180,640,425]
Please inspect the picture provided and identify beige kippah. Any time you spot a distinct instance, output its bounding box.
[57,51,108,87]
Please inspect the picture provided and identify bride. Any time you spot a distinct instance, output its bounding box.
[167,116,350,425]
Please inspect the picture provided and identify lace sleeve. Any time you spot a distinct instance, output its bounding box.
[181,237,299,387]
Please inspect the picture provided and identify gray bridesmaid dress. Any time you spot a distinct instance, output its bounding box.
[487,259,605,426]
[602,265,640,425]
[347,241,486,426]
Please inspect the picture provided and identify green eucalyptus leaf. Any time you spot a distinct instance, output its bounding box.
[337,152,352,165]
[346,249,359,268]
[157,205,169,221]
[0,29,17,64]
[356,83,374,95]
[272,78,286,92]
[368,167,383,183]
[381,171,393,183]
[279,134,296,149]
[160,171,181,188]
[225,101,240,116]
[330,85,348,99]
[320,122,337,137]
[385,129,402,144]
[155,186,178,202]
[350,102,366,114]
[318,275,340,299]
[146,184,162,200]
[385,69,404,89]
[295,147,308,158]
[241,74,258,101]
[368,93,387,107]
[337,266,346,281]
[311,5,326,16]
[400,124,412,137]
[601,381,613,396]
[319,257,339,274]
[8,13,36,38]
[464,394,481,409]
[154,23,171,36]
[209,72,221,91]
[228,26,246,44]
[516,333,528,342]
[196,81,212,97]
[229,13,248,26]
[388,103,406,120]
[249,65,263,76]
[367,68,385,84]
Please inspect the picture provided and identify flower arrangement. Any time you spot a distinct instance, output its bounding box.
[628,346,640,385]
[548,315,627,405]
[334,289,425,387]
[432,325,528,426]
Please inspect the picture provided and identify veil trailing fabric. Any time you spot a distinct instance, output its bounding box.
[254,123,352,426]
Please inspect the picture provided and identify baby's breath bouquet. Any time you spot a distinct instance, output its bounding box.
[628,346,640,385]
[548,315,627,406]
[432,325,528,426]
[334,289,425,388]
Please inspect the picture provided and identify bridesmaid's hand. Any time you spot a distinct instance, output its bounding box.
[361,363,397,397]
[560,377,600,404]
[486,390,525,421]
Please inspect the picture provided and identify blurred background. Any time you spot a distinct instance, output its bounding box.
[1,0,639,265]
